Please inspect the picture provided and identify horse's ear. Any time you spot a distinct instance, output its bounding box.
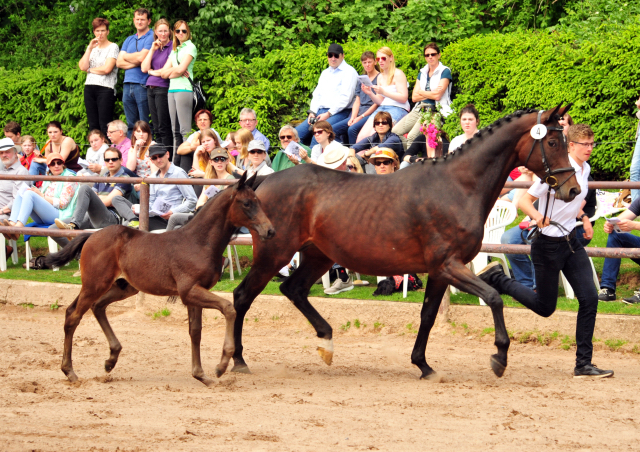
[543,105,562,124]
[245,172,258,189]
[236,171,248,190]
[558,103,573,118]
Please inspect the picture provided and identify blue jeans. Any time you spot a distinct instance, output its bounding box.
[600,231,640,290]
[295,108,351,147]
[376,105,409,124]
[331,114,369,147]
[9,191,60,225]
[123,83,152,138]
[29,161,47,176]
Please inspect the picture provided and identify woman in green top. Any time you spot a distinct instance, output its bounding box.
[150,20,197,172]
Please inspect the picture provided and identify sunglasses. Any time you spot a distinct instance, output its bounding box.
[280,135,293,140]
[376,56,387,62]
[150,154,166,161]
[175,29,188,34]
[48,160,64,167]
[347,165,356,171]
[104,157,120,162]
[424,52,438,57]
[248,150,265,154]
[374,121,389,126]
[212,157,228,163]
[327,52,340,59]
[373,159,394,166]
[313,130,324,136]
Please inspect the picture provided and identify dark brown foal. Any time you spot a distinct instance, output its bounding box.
[46,173,275,386]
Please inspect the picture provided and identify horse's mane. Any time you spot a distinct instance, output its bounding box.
[184,185,231,226]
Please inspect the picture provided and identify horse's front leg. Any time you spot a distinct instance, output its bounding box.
[443,260,510,377]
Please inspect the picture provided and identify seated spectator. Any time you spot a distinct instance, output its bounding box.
[126,120,156,177]
[234,128,254,171]
[351,111,404,168]
[448,104,480,152]
[111,144,197,231]
[19,135,38,170]
[299,121,344,165]
[369,148,400,175]
[106,119,132,164]
[190,129,220,178]
[400,126,450,169]
[3,121,23,155]
[2,153,79,240]
[294,43,358,146]
[559,113,574,137]
[0,138,30,223]
[630,95,640,202]
[29,121,82,175]
[78,130,108,177]
[175,109,222,171]
[357,46,410,142]
[392,43,453,146]
[331,51,380,146]
[347,155,364,173]
[222,131,239,162]
[271,125,311,171]
[238,108,270,151]
[53,148,136,245]
[229,140,274,178]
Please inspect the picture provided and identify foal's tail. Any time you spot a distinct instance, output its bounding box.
[44,233,92,268]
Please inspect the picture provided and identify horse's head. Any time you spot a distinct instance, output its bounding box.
[518,105,580,202]
[230,172,276,241]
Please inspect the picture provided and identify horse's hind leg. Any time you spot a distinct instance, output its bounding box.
[91,279,139,373]
[411,276,448,379]
[443,260,510,377]
[186,306,212,385]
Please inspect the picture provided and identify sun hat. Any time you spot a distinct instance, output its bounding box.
[0,137,16,152]
[368,148,399,162]
[248,140,266,152]
[210,147,230,160]
[46,152,65,166]
[318,145,349,170]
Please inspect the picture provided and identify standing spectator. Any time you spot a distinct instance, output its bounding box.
[0,138,29,222]
[3,121,23,155]
[141,18,173,151]
[392,43,453,147]
[78,18,119,139]
[357,47,410,142]
[106,120,132,164]
[29,121,82,175]
[77,130,108,177]
[19,135,37,170]
[229,141,274,178]
[238,108,270,151]
[448,104,480,152]
[116,8,154,138]
[631,96,640,202]
[126,121,155,177]
[294,43,358,147]
[174,110,222,171]
[153,20,197,169]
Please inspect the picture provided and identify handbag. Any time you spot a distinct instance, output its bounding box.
[176,50,206,115]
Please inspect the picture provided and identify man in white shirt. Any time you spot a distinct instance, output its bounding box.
[0,138,29,222]
[295,43,358,147]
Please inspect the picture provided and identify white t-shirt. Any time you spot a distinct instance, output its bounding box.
[310,140,343,163]
[448,134,467,152]
[527,155,589,237]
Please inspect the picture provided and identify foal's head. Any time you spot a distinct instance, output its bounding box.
[229,172,276,241]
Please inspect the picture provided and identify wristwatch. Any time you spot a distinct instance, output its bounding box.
[578,213,587,221]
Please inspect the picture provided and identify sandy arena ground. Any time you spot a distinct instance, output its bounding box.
[1,299,639,452]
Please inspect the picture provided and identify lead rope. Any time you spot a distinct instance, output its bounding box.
[521,185,575,253]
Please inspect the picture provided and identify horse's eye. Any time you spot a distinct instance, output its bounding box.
[548,140,557,147]
[243,200,250,208]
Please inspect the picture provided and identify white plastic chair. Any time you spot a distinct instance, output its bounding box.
[0,234,18,271]
[25,237,60,271]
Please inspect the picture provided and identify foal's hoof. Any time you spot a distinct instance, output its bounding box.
[490,355,507,377]
[317,347,333,366]
[230,363,252,374]
[214,365,228,378]
[104,360,117,373]
[63,369,78,383]
[194,375,215,387]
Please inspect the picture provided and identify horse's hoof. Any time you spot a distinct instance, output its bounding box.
[230,364,251,374]
[64,369,78,383]
[419,368,437,380]
[194,375,215,387]
[214,365,227,378]
[490,355,507,377]
[104,361,117,373]
[317,347,333,366]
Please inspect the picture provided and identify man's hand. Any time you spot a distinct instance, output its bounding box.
[582,219,594,240]
[533,215,550,228]
[316,112,331,122]
[160,210,173,220]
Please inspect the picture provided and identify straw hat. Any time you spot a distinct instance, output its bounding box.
[318,145,348,170]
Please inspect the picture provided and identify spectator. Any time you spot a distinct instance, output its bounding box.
[141,18,173,152]
[155,20,197,168]
[559,113,574,137]
[238,108,270,151]
[116,8,154,138]
[1,153,79,240]
[294,43,358,147]
[19,135,37,170]
[111,144,197,231]
[234,128,255,171]
[190,129,220,178]
[299,121,344,165]
[270,125,311,171]
[222,131,239,162]
[53,149,136,245]
[0,138,30,222]
[448,104,480,152]
[357,46,410,142]
[346,155,364,173]
[400,127,450,169]
[392,43,453,146]
[630,96,640,202]
[332,51,379,147]
[106,120,132,164]
[369,148,400,175]
[79,18,119,139]
[77,130,108,177]
[3,121,23,155]
[126,121,156,177]
[29,121,82,175]
[351,111,404,170]
[229,140,274,178]
[174,109,222,172]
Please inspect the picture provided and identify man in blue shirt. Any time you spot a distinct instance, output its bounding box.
[238,108,270,151]
[116,8,154,138]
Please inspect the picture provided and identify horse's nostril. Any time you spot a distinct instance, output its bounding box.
[267,228,276,238]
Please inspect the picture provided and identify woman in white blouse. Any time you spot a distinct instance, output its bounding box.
[78,18,119,140]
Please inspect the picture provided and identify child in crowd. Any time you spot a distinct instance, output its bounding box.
[19,135,38,170]
[77,129,108,176]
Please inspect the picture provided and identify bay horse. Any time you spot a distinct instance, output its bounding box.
[231,106,579,379]
[45,173,275,386]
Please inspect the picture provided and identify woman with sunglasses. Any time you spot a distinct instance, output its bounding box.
[229,140,274,178]
[299,121,343,165]
[357,47,410,142]
[351,111,403,172]
[392,43,453,147]
[369,148,400,175]
[30,121,82,176]
[151,20,197,168]
[1,153,80,239]
[271,125,312,171]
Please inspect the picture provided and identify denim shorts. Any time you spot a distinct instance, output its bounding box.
[376,105,409,124]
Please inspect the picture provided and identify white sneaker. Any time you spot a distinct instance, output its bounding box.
[324,278,354,295]
[279,265,289,277]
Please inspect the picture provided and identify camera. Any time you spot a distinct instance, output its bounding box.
[307,110,318,132]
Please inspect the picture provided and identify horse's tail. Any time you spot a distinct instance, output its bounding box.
[44,233,92,268]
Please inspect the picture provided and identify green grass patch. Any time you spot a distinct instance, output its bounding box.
[151,308,171,320]
[604,339,628,351]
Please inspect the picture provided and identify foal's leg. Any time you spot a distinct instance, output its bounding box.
[443,260,510,377]
[180,285,236,385]
[187,306,211,385]
[91,279,139,373]
[410,276,448,379]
